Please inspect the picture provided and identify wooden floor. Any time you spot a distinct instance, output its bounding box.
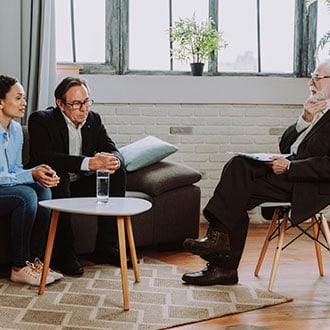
[140,223,330,330]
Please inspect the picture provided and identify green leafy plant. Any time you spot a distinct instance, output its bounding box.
[306,0,330,56]
[169,14,227,64]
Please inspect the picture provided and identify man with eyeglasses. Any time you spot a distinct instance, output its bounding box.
[27,77,127,276]
[182,59,330,286]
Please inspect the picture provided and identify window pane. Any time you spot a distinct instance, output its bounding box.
[259,0,294,73]
[317,1,330,61]
[218,0,258,72]
[74,0,105,62]
[55,0,105,63]
[129,0,169,70]
[129,0,208,71]
[55,0,73,62]
[172,0,209,71]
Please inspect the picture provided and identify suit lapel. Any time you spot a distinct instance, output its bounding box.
[300,110,330,144]
[54,107,70,154]
[81,115,93,155]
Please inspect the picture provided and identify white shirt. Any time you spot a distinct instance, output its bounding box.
[61,111,91,181]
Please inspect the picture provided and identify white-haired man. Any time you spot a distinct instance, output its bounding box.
[182,59,330,286]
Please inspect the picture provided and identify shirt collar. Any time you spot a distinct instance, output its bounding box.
[60,110,86,129]
[0,124,5,135]
[0,121,11,140]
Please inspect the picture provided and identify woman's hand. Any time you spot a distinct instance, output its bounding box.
[32,164,60,188]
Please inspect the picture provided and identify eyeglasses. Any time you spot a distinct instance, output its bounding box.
[311,74,330,83]
[64,99,94,110]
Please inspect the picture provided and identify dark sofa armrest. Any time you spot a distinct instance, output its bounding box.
[126,160,201,197]
[22,125,30,167]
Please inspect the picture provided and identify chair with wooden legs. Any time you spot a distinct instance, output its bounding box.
[254,202,330,291]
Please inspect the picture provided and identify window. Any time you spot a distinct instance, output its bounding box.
[55,0,321,76]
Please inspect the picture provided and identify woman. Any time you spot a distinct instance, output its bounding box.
[0,75,62,286]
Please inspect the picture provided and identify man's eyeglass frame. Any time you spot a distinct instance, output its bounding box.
[63,99,94,110]
[311,74,330,83]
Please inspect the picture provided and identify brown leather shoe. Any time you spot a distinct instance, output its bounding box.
[183,227,230,257]
[182,263,238,286]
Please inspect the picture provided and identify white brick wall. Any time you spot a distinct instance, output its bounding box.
[94,102,302,223]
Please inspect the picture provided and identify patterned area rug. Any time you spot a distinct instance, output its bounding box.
[0,258,291,330]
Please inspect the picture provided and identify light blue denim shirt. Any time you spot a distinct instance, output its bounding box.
[0,120,34,186]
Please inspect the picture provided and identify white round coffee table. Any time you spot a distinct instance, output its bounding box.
[39,197,152,310]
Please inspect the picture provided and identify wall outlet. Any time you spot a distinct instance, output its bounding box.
[170,126,193,135]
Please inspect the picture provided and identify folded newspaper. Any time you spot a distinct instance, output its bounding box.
[227,152,292,162]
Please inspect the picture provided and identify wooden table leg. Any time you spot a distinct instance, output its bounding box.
[125,216,140,282]
[117,215,129,310]
[38,210,59,295]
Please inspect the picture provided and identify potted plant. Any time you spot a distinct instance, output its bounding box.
[169,14,227,76]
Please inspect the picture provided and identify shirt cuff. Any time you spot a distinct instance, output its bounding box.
[296,114,311,133]
[116,158,121,170]
[81,157,91,171]
[286,161,291,170]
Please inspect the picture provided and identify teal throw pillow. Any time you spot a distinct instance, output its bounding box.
[119,136,178,172]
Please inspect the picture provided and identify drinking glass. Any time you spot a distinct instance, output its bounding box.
[96,170,110,204]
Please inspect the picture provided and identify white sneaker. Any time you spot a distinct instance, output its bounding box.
[33,258,64,281]
[10,261,55,286]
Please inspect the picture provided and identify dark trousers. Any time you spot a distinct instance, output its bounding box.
[51,167,127,257]
[203,156,293,269]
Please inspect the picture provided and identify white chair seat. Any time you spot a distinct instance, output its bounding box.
[255,202,330,291]
[259,202,291,208]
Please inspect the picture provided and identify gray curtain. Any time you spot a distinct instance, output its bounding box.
[20,0,56,124]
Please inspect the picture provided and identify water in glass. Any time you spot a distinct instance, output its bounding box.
[96,170,110,203]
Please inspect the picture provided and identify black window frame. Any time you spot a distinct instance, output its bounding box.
[62,0,317,77]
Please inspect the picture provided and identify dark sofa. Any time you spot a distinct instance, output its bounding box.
[0,127,201,263]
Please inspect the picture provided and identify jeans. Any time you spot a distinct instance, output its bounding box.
[0,183,52,268]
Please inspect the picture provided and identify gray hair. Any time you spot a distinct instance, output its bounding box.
[317,58,330,75]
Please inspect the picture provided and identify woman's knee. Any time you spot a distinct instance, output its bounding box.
[30,182,52,201]
[19,185,39,208]
[3,185,39,211]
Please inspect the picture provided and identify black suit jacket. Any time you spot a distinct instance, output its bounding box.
[28,107,125,178]
[278,110,330,224]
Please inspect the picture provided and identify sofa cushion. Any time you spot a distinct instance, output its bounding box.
[119,136,178,172]
[125,190,153,203]
[126,161,201,196]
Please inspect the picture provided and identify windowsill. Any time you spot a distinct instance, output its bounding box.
[75,74,309,105]
[55,64,309,105]
[56,64,83,76]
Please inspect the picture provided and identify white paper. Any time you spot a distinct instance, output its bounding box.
[227,152,292,162]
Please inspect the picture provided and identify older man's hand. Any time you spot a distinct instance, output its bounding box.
[266,156,290,175]
[302,95,327,122]
[89,152,120,174]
